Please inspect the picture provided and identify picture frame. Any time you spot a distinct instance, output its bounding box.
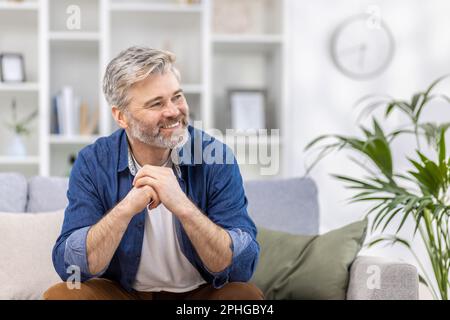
[0,53,26,82]
[213,0,265,34]
[228,89,267,131]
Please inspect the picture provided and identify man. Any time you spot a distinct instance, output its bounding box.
[43,46,263,300]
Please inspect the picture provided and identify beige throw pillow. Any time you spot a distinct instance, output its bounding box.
[0,210,64,300]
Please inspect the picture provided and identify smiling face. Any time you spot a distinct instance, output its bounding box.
[117,71,190,149]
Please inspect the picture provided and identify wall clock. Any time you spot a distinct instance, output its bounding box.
[330,13,395,79]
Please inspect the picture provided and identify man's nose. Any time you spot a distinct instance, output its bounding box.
[162,101,180,118]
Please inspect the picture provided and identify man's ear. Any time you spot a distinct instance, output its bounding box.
[112,106,128,129]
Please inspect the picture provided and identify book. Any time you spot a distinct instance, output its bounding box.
[60,86,74,136]
[53,86,83,136]
[50,95,59,134]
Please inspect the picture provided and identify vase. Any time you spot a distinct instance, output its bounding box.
[7,134,27,157]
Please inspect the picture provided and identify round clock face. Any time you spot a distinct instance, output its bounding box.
[330,14,395,79]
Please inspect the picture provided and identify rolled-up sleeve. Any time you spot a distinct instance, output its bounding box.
[52,151,106,282]
[64,226,108,278]
[204,146,260,288]
[227,228,253,258]
[64,226,91,275]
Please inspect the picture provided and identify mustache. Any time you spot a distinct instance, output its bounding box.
[160,115,189,128]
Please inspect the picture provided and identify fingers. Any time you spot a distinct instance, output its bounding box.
[133,165,172,186]
[134,176,158,189]
[133,165,159,185]
[147,186,161,210]
[140,184,161,210]
[132,166,175,211]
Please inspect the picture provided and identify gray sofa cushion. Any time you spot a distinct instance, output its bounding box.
[346,256,419,300]
[244,177,319,235]
[23,175,320,236]
[0,172,28,212]
[26,176,69,212]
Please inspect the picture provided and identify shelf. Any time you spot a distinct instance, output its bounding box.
[50,135,100,145]
[0,1,38,11]
[110,2,203,13]
[213,34,283,43]
[212,34,284,53]
[49,32,100,42]
[0,156,39,165]
[0,82,39,92]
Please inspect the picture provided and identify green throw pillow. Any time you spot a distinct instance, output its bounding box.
[251,219,367,300]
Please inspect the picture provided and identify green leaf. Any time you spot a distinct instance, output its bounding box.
[413,213,424,237]
[303,134,332,151]
[385,101,397,118]
[415,74,450,122]
[411,93,424,112]
[332,174,379,190]
[425,74,450,96]
[382,207,404,232]
[357,100,391,122]
[419,274,430,287]
[396,197,418,233]
[366,237,388,248]
[384,101,414,120]
[374,206,399,232]
[353,93,392,106]
[366,234,412,249]
[439,128,446,165]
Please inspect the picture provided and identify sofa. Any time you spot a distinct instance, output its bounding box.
[0,172,419,300]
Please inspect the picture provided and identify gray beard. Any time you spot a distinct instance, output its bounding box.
[127,112,189,149]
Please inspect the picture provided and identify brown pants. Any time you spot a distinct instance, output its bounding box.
[43,278,264,300]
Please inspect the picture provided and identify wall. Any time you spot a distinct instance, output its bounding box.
[287,0,450,299]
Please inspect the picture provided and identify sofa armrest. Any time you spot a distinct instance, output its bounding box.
[346,255,419,300]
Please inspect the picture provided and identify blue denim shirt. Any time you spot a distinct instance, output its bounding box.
[52,125,259,292]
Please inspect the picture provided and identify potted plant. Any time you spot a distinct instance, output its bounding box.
[305,75,450,300]
[4,98,38,157]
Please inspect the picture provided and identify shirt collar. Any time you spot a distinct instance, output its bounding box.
[127,145,138,176]
[127,145,172,176]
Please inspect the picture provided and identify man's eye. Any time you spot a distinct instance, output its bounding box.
[150,103,161,108]
[173,94,182,101]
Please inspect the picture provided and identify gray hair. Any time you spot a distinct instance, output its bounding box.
[102,46,180,111]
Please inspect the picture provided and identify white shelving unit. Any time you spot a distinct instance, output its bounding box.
[0,0,289,180]
[0,0,40,176]
[0,1,38,10]
[109,2,203,12]
[49,134,100,144]
[0,82,39,92]
[0,156,40,165]
[49,31,100,41]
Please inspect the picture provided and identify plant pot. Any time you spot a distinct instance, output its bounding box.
[7,134,27,157]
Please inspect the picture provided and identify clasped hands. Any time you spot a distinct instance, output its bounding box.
[121,165,192,218]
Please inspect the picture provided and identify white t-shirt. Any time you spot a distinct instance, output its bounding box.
[131,154,206,293]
